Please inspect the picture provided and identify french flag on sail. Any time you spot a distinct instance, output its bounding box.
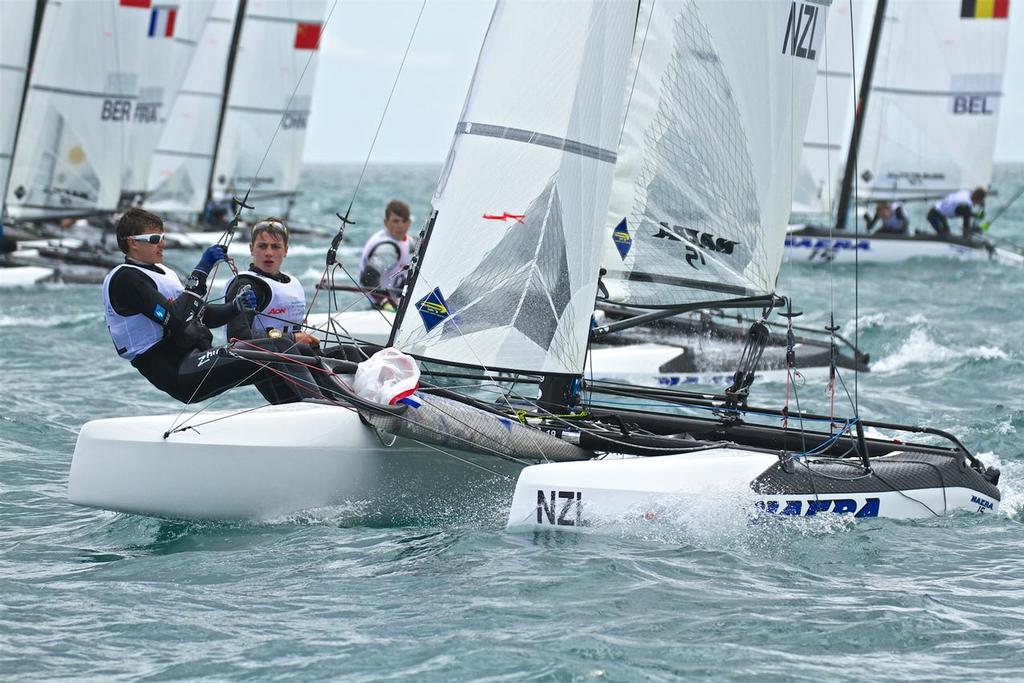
[148,6,177,38]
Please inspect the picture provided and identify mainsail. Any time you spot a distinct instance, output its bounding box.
[389,1,636,375]
[0,0,40,208]
[854,0,1011,201]
[5,0,152,218]
[209,0,325,210]
[120,1,214,200]
[793,0,870,214]
[144,0,240,214]
[602,0,825,309]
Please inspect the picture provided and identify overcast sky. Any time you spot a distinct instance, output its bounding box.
[304,0,1024,165]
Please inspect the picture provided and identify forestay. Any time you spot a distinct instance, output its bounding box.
[0,0,37,206]
[792,0,870,215]
[5,0,151,218]
[120,1,213,199]
[602,0,825,309]
[390,1,636,375]
[855,0,1010,201]
[209,0,325,208]
[144,0,239,214]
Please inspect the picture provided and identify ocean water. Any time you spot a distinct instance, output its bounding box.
[2,163,1024,680]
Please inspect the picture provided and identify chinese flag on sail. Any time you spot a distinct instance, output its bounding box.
[120,0,153,8]
[294,22,321,50]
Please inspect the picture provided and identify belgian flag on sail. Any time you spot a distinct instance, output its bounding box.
[960,0,1010,18]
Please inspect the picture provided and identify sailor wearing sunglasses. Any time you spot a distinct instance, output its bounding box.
[102,208,323,404]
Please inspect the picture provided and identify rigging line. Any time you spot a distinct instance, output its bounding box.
[614,0,655,153]
[340,0,426,219]
[849,5,860,418]
[233,0,341,222]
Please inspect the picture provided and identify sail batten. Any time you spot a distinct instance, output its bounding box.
[455,122,618,163]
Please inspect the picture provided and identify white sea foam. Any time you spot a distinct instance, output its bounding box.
[873,329,1007,373]
[977,451,1023,519]
[0,312,100,328]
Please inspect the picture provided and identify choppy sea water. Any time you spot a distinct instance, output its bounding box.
[2,163,1023,680]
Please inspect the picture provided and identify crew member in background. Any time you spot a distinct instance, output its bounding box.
[926,187,987,240]
[358,199,414,310]
[864,201,909,234]
[223,217,320,347]
[103,208,322,405]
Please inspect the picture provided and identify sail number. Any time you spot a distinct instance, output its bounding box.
[536,490,583,526]
[782,2,820,61]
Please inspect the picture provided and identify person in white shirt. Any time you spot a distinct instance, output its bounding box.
[926,188,986,240]
[358,199,415,310]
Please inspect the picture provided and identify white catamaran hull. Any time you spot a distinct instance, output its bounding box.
[0,264,55,287]
[785,229,1024,266]
[69,399,1000,527]
[69,402,522,522]
[507,453,998,532]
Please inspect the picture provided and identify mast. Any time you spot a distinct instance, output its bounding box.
[1,0,46,212]
[834,0,886,230]
[205,0,247,216]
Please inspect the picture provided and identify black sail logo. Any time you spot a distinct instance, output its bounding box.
[782,1,820,61]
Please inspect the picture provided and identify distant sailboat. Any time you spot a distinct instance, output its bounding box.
[5,0,152,219]
[144,0,242,216]
[120,1,215,204]
[786,0,1021,264]
[0,0,54,287]
[209,0,325,216]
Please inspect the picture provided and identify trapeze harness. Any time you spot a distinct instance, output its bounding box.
[102,263,183,359]
[225,270,306,335]
[359,230,412,303]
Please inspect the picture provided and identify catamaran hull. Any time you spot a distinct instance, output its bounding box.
[507,449,1001,532]
[0,264,55,287]
[785,229,1024,265]
[69,402,524,523]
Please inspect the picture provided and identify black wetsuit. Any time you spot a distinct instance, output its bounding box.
[106,260,320,404]
[927,204,976,239]
[223,265,293,341]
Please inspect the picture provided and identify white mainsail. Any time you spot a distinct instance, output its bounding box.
[209,0,325,210]
[144,0,239,214]
[389,1,636,375]
[854,0,1011,201]
[602,0,826,309]
[0,0,38,208]
[120,1,214,200]
[793,0,870,214]
[5,0,152,218]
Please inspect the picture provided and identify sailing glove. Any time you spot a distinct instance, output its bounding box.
[232,284,258,314]
[195,244,228,275]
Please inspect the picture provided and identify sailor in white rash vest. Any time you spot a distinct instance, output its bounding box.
[358,199,415,309]
[223,218,320,344]
[103,208,323,405]
[926,188,987,239]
